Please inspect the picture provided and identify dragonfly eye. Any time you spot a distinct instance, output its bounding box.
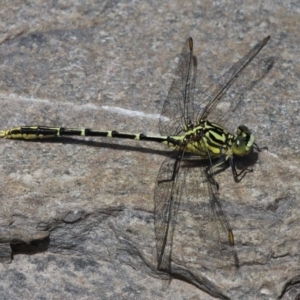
[232,125,255,156]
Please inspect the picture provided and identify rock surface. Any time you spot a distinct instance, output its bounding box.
[0,1,299,299]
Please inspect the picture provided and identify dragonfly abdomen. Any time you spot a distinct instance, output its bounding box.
[0,126,184,148]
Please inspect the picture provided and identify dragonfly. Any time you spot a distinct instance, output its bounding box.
[0,36,270,272]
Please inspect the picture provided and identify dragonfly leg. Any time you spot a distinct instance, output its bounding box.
[229,157,253,183]
[253,142,268,152]
[231,143,268,182]
[205,156,229,192]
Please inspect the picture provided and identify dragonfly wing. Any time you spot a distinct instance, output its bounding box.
[215,55,274,132]
[154,151,187,271]
[179,155,239,268]
[159,37,197,136]
[195,36,270,123]
[207,177,239,267]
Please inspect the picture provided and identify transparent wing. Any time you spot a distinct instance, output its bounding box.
[159,37,197,136]
[206,173,239,267]
[154,151,187,271]
[194,36,270,124]
[179,156,238,268]
[214,55,275,133]
[155,152,238,271]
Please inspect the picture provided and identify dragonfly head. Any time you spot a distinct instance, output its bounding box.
[232,125,255,156]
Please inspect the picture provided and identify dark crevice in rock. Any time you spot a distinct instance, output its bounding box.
[10,235,50,258]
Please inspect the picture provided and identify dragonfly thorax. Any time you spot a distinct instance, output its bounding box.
[181,120,233,157]
[181,120,255,158]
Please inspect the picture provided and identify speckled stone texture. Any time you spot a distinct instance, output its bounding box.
[0,1,299,299]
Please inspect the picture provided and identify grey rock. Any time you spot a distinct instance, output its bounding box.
[0,1,299,299]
